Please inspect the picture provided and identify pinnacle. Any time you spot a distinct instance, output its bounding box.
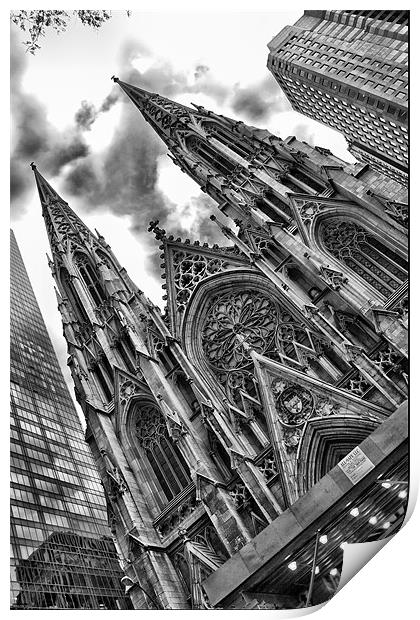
[148,219,166,241]
[31,163,66,205]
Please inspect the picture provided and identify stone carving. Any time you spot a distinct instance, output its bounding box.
[273,381,314,427]
[228,483,251,509]
[225,369,259,406]
[173,250,227,312]
[314,398,339,417]
[202,291,278,371]
[282,427,302,451]
[320,219,406,297]
[371,345,400,373]
[232,535,246,552]
[155,491,200,538]
[119,379,142,408]
[256,452,278,482]
[271,380,344,429]
[342,372,371,397]
[135,405,169,450]
[295,200,322,226]
[319,266,348,290]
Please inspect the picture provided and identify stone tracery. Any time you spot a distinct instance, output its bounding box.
[200,288,330,400]
[173,250,227,312]
[320,218,407,298]
[201,291,278,371]
[134,404,190,501]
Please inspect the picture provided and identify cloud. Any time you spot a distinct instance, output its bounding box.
[62,102,227,275]
[74,92,121,132]
[11,34,289,285]
[231,74,291,122]
[291,123,316,146]
[74,100,97,131]
[10,33,90,214]
[194,64,209,79]
[59,43,235,264]
[100,91,119,113]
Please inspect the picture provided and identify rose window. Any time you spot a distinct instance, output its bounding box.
[202,291,278,371]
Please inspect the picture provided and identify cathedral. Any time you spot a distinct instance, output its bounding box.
[31,78,408,610]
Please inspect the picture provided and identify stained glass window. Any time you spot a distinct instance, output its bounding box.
[134,404,190,501]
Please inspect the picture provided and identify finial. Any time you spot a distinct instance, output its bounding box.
[191,102,207,114]
[95,227,106,242]
[148,219,166,241]
[111,75,119,82]
[30,162,36,170]
[209,214,234,239]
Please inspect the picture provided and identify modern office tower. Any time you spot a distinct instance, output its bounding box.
[31,77,408,610]
[267,10,408,186]
[10,230,131,610]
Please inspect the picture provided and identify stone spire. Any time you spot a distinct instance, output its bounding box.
[31,163,95,254]
[112,76,203,145]
[110,77,321,225]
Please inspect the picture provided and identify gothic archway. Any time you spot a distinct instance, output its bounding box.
[318,218,407,299]
[73,252,107,306]
[296,416,378,494]
[59,267,89,324]
[181,270,331,404]
[129,401,191,504]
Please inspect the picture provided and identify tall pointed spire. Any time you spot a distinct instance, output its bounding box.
[31,163,95,253]
[112,76,200,145]
[31,161,66,204]
[111,77,328,227]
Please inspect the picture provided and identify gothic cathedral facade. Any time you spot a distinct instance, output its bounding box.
[32,79,408,610]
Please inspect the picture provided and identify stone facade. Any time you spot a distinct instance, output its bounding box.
[267,10,408,186]
[33,80,408,608]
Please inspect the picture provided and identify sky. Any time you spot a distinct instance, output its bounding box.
[10,9,354,421]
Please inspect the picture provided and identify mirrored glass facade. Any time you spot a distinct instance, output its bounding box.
[10,230,131,609]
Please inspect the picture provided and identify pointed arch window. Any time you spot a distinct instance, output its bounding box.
[93,363,113,401]
[134,404,191,502]
[319,218,407,298]
[60,268,89,324]
[203,122,254,159]
[187,136,236,176]
[74,253,106,307]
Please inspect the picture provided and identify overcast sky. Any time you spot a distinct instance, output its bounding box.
[10,9,354,422]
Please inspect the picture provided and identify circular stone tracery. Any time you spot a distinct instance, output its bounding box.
[201,290,278,370]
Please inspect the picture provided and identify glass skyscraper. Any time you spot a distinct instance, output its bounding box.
[10,229,131,609]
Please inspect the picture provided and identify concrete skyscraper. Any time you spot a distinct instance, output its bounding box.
[267,10,408,186]
[10,230,131,609]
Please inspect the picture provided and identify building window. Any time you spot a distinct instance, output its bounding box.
[320,219,407,298]
[74,254,106,307]
[134,403,190,502]
[59,268,90,324]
